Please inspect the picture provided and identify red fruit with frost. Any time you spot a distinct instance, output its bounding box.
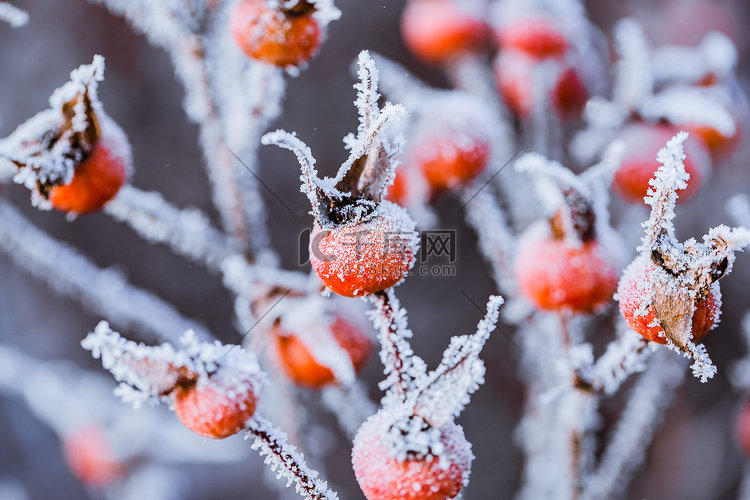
[352,411,472,500]
[275,317,372,388]
[174,377,258,439]
[684,121,740,164]
[63,425,123,486]
[415,132,491,193]
[516,228,619,313]
[309,202,416,297]
[494,50,587,120]
[49,138,127,214]
[612,123,712,204]
[401,0,491,65]
[230,0,321,67]
[617,255,719,344]
[496,17,568,59]
[735,398,750,458]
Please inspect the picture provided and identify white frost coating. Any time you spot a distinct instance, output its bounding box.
[0,202,210,343]
[83,321,266,409]
[581,350,685,500]
[640,86,736,135]
[412,296,504,428]
[589,329,655,395]
[0,2,28,27]
[652,31,738,84]
[639,131,689,251]
[612,18,652,110]
[246,416,339,500]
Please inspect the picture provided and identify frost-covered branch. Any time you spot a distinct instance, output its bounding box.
[0,201,210,343]
[245,416,339,500]
[0,2,28,27]
[368,289,424,405]
[584,328,655,395]
[581,350,686,500]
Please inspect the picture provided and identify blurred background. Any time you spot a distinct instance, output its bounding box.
[0,0,750,499]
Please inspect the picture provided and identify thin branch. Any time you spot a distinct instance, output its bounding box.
[0,201,210,343]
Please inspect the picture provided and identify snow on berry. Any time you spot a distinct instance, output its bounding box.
[351,410,472,500]
[0,55,132,214]
[273,297,373,388]
[616,131,750,382]
[263,51,418,297]
[82,321,266,436]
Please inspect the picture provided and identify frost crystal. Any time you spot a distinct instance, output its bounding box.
[82,322,266,408]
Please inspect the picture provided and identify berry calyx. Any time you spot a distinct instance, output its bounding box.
[400,0,491,65]
[352,411,472,500]
[309,201,416,297]
[63,425,123,486]
[516,224,619,313]
[612,123,711,204]
[496,17,568,59]
[275,316,372,388]
[174,374,258,439]
[49,132,128,214]
[617,255,720,344]
[230,0,321,67]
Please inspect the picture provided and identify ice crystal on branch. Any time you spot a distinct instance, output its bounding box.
[82,322,265,409]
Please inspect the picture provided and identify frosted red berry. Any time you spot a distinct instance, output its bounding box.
[352,411,472,500]
[309,202,416,297]
[496,17,568,59]
[612,123,712,204]
[174,377,258,439]
[63,425,123,486]
[617,255,719,344]
[230,0,321,67]
[275,316,372,388]
[49,138,127,214]
[415,131,491,193]
[401,0,491,65]
[684,121,740,164]
[516,228,619,313]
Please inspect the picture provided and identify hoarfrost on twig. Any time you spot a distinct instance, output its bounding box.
[0,202,210,343]
[246,416,339,500]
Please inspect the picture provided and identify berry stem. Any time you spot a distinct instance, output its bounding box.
[245,416,339,500]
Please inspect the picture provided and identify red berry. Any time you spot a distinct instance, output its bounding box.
[309,202,416,297]
[496,17,568,59]
[63,425,123,486]
[735,398,750,458]
[275,316,372,388]
[415,131,491,193]
[401,0,491,65]
[352,411,472,500]
[612,123,712,204]
[617,255,720,344]
[49,137,128,214]
[494,50,587,120]
[516,226,619,313]
[684,121,740,164]
[230,0,321,67]
[174,376,258,439]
